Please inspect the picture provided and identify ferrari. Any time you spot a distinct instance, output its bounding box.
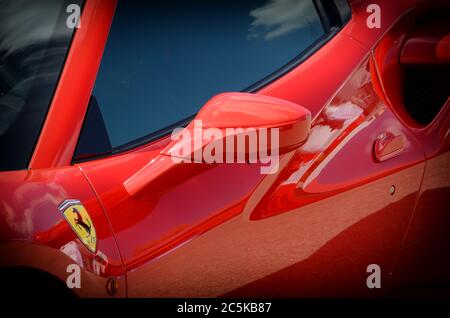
[0,0,449,298]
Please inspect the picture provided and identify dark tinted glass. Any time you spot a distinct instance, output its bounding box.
[0,0,82,171]
[75,96,112,160]
[92,0,324,149]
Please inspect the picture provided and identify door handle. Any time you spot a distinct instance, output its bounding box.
[374,132,405,162]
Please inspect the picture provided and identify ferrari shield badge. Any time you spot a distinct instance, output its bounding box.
[58,200,97,253]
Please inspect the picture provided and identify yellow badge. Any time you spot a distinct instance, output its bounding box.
[58,200,97,253]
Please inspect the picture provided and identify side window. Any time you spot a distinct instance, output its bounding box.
[0,0,83,171]
[76,0,346,160]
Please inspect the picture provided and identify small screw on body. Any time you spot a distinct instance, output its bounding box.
[106,277,119,296]
[389,185,396,195]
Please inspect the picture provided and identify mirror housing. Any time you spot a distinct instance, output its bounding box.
[124,92,311,198]
[162,92,311,162]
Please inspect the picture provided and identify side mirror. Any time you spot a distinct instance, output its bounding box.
[162,92,311,162]
[124,92,311,197]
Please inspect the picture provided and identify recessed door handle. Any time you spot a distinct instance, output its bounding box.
[374,132,405,162]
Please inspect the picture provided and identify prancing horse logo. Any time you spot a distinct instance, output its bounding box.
[72,207,92,235]
[58,200,97,253]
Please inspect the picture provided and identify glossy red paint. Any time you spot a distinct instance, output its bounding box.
[195,93,310,130]
[111,57,424,297]
[0,167,125,297]
[166,93,311,156]
[1,0,449,298]
[342,0,422,50]
[374,132,405,162]
[126,93,311,198]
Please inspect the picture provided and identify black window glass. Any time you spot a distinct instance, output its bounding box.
[92,0,325,149]
[0,0,82,171]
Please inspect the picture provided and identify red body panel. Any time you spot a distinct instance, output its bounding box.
[1,0,449,297]
[77,54,426,297]
[0,167,125,297]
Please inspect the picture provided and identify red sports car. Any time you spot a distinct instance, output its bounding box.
[0,0,449,298]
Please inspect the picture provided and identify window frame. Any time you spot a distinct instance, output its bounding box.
[73,0,351,163]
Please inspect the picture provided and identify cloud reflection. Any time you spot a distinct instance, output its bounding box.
[0,0,63,57]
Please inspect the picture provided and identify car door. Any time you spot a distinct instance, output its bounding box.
[74,0,426,297]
